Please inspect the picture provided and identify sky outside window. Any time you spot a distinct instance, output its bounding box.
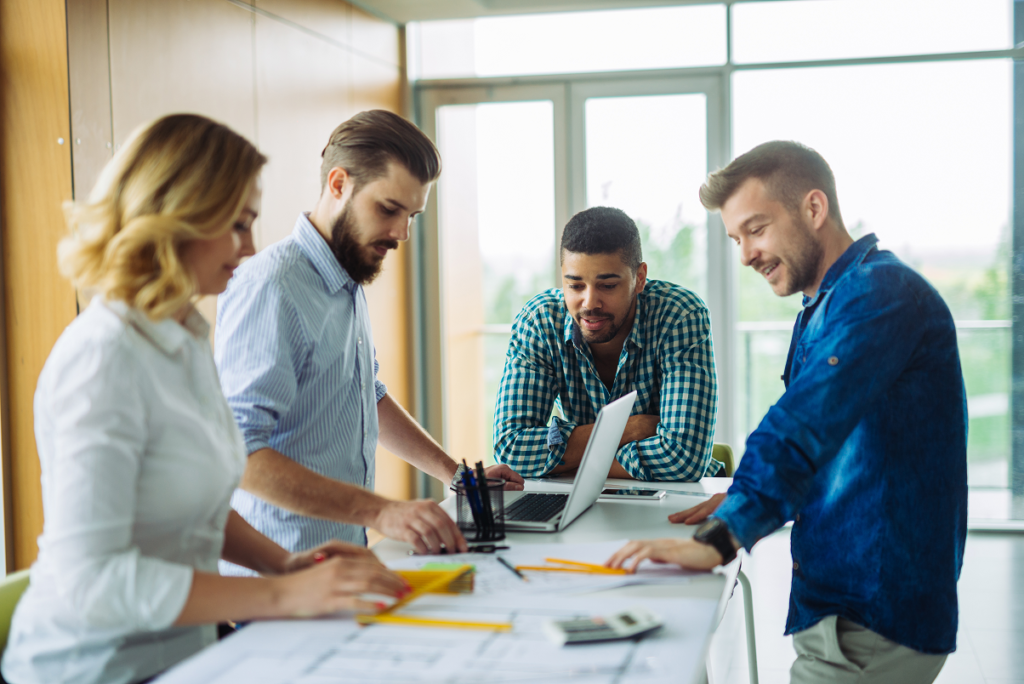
[412,5,726,80]
[732,0,1012,64]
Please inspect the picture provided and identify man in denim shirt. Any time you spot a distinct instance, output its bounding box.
[608,141,967,683]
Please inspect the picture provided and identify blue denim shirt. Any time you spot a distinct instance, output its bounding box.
[714,234,967,655]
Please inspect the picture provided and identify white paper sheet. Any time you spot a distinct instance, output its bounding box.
[174,593,718,684]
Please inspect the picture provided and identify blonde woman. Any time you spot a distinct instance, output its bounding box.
[1,114,406,684]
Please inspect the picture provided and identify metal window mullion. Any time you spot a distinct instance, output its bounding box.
[1012,2,1024,501]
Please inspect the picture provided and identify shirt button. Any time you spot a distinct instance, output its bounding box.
[795,514,801,522]
[793,561,800,571]
[828,356,839,366]
[358,337,363,345]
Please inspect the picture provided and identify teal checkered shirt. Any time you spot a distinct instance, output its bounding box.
[493,279,720,480]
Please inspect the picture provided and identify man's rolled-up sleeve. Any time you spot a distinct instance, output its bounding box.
[373,353,388,402]
[216,276,306,455]
[617,306,719,481]
[714,279,927,550]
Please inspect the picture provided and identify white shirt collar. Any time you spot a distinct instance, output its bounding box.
[99,298,210,356]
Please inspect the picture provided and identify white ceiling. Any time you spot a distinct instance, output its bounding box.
[350,0,718,24]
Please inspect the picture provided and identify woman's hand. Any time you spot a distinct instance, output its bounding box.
[281,540,382,574]
[667,492,726,525]
[605,538,723,574]
[271,556,409,617]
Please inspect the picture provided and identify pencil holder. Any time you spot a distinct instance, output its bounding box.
[454,478,506,542]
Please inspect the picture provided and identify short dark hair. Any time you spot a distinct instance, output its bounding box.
[560,206,642,272]
[320,109,441,191]
[699,140,844,228]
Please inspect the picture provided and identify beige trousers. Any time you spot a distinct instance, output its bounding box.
[789,616,948,684]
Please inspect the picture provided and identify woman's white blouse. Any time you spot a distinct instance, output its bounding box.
[2,299,247,684]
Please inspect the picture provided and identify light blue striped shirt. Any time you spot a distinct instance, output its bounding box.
[215,214,385,576]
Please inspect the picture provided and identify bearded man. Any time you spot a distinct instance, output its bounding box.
[493,206,720,481]
[608,141,967,684]
[215,110,522,570]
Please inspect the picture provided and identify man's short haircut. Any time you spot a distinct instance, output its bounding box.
[699,140,844,228]
[560,206,643,273]
[320,109,441,191]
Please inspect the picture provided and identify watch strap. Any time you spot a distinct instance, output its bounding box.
[450,463,469,490]
[694,517,738,565]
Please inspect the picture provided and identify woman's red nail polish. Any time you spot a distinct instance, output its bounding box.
[375,601,387,610]
[313,552,326,563]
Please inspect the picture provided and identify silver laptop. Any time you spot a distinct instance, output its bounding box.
[500,391,637,532]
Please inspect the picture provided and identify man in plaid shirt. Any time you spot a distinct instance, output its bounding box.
[493,207,720,481]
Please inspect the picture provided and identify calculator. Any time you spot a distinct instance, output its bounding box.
[543,607,663,646]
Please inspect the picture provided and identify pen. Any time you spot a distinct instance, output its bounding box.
[461,460,483,531]
[474,461,494,535]
[496,555,529,582]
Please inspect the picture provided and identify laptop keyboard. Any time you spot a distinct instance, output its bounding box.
[506,493,569,522]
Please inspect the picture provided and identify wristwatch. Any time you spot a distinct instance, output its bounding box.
[450,463,470,491]
[693,517,738,565]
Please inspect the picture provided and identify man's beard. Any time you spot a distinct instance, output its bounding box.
[775,219,823,297]
[577,294,636,345]
[328,205,398,285]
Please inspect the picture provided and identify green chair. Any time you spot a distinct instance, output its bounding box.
[711,442,735,477]
[0,569,30,651]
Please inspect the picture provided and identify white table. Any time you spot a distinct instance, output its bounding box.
[155,477,745,684]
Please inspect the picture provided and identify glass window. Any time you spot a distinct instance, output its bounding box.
[732,0,1012,64]
[411,5,726,80]
[732,60,1013,491]
[435,101,556,464]
[584,93,708,297]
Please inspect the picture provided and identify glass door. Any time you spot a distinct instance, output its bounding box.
[417,85,568,480]
[570,76,732,445]
[417,76,729,488]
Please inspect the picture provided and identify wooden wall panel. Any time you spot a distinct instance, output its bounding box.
[352,54,401,114]
[5,0,409,565]
[256,0,351,46]
[252,13,352,248]
[66,0,115,202]
[107,0,257,148]
[106,0,258,338]
[0,0,78,569]
[351,5,401,67]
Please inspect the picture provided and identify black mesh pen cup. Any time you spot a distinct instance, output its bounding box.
[455,478,506,542]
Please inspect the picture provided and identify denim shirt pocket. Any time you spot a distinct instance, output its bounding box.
[791,329,822,381]
[789,292,834,382]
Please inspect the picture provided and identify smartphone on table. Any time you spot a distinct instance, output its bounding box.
[599,487,666,500]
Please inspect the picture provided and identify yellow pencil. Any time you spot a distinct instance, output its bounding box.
[357,614,513,631]
[544,557,627,573]
[514,564,629,575]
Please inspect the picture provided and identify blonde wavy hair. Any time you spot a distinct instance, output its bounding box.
[60,114,268,320]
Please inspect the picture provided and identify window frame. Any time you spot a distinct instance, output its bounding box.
[410,4,1024,527]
